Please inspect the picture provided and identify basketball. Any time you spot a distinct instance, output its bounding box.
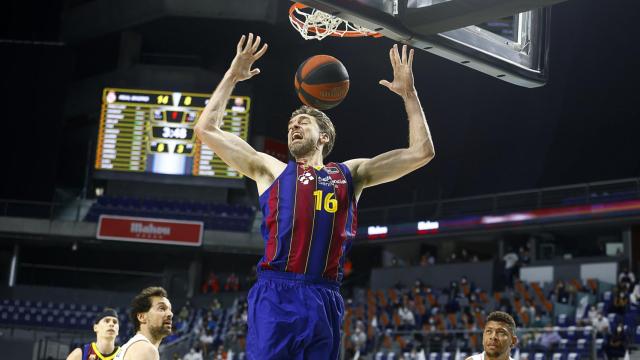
[294,55,349,110]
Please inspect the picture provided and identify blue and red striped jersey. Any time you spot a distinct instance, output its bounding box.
[258,161,358,282]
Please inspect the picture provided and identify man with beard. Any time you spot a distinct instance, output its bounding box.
[114,287,173,360]
[66,308,120,360]
[466,311,518,360]
[194,33,435,359]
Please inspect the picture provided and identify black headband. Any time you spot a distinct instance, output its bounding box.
[94,308,118,324]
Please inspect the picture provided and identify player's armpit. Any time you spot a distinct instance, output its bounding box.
[124,342,159,360]
[65,348,82,360]
[194,126,284,182]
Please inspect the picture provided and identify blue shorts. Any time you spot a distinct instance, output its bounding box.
[246,270,345,360]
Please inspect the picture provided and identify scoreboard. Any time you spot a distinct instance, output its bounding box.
[95,88,250,182]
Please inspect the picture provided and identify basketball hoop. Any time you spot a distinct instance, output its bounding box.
[289,2,382,40]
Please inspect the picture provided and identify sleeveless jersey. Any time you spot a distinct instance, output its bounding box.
[257,161,358,282]
[81,342,119,360]
[469,352,515,360]
[113,334,155,360]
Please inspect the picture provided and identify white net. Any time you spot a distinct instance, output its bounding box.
[289,5,378,40]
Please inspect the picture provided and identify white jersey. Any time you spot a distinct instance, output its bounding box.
[469,352,515,360]
[114,333,156,360]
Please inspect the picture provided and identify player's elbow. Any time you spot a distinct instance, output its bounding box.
[412,144,435,168]
[194,123,222,141]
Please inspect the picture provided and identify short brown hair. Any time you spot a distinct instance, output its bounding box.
[486,311,516,335]
[291,105,336,158]
[130,286,167,331]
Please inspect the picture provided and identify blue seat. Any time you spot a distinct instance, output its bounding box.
[428,353,440,360]
[534,353,545,360]
[551,352,565,360]
[566,353,579,360]
[557,314,569,326]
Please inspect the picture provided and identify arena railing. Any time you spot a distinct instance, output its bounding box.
[357,326,601,360]
[1,177,639,227]
[358,177,640,227]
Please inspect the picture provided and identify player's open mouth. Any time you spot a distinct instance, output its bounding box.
[292,132,303,141]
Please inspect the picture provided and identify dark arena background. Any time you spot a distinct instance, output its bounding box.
[2,0,640,359]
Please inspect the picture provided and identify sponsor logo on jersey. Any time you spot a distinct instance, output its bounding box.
[298,171,315,185]
[325,167,340,174]
[318,175,347,186]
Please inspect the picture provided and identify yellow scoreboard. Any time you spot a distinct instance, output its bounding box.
[95,88,250,180]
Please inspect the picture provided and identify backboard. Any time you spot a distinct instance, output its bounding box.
[295,0,569,87]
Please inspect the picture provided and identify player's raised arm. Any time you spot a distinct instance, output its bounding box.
[345,44,435,198]
[194,34,284,186]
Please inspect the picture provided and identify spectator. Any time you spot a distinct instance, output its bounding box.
[551,280,570,304]
[343,257,353,277]
[587,305,599,323]
[518,247,531,264]
[398,302,416,330]
[178,301,191,322]
[591,311,610,336]
[199,328,214,356]
[213,345,227,360]
[503,249,519,288]
[202,272,220,294]
[206,312,219,331]
[419,254,429,267]
[536,326,563,356]
[629,283,640,310]
[224,272,240,292]
[611,289,629,315]
[618,266,636,287]
[521,299,536,321]
[460,248,469,262]
[413,280,425,296]
[350,322,367,353]
[183,347,203,360]
[605,324,628,360]
[210,298,222,312]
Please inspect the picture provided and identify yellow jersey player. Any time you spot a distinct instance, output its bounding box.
[66,308,120,360]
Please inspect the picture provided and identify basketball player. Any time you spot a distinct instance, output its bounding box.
[66,308,120,360]
[466,311,519,360]
[114,287,173,360]
[194,33,435,359]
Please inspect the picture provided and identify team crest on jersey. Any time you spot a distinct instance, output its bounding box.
[89,355,97,360]
[298,171,315,185]
[325,167,340,174]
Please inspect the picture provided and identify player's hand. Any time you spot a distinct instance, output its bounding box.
[379,44,416,98]
[228,33,268,82]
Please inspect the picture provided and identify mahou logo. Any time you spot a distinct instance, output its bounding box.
[298,171,314,185]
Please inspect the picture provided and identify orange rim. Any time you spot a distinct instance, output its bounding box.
[289,2,382,38]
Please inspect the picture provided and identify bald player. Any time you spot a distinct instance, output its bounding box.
[467,311,519,360]
[114,287,173,360]
[66,308,120,360]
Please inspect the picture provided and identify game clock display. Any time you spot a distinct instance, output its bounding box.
[95,88,250,180]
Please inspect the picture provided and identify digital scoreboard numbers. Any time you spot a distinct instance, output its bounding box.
[95,88,250,180]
